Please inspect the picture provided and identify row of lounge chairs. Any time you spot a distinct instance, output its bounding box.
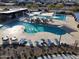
[1,36,78,49]
[1,36,79,59]
[2,36,18,45]
[25,18,53,24]
[2,36,57,47]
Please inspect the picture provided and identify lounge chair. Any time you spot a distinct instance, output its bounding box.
[40,39,48,46]
[47,39,53,46]
[29,40,34,48]
[35,41,42,48]
[25,40,33,47]
[19,38,27,45]
[37,40,43,46]
[37,56,43,59]
[43,55,48,59]
[47,55,52,59]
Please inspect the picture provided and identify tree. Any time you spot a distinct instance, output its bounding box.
[47,4,55,9]
[26,3,39,9]
[47,4,64,10]
[55,4,64,9]
[26,4,32,9]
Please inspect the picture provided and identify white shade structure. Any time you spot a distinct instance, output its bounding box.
[28,12,41,17]
[41,13,54,17]
[32,12,41,15]
[28,13,35,16]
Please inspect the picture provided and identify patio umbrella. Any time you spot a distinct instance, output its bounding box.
[11,37,17,41]
[2,36,9,41]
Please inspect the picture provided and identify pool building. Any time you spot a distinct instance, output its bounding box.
[0,8,28,21]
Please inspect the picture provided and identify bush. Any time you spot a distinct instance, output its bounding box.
[47,4,64,10]
[26,3,39,9]
[47,4,55,9]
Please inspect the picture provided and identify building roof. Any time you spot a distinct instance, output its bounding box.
[74,12,79,22]
[0,8,28,14]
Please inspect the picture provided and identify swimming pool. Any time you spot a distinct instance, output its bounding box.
[3,20,66,35]
[52,14,66,21]
[29,14,66,21]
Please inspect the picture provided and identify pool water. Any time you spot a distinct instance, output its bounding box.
[52,14,66,21]
[29,14,66,21]
[4,20,66,35]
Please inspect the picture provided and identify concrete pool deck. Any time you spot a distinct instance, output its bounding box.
[0,15,79,46]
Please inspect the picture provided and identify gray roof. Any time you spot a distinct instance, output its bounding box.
[0,8,27,14]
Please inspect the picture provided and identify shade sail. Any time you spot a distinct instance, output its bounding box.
[60,25,77,34]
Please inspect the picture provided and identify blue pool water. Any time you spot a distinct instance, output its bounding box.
[52,14,66,21]
[5,20,66,35]
[29,14,66,21]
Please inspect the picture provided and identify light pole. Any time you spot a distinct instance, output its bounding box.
[59,35,62,46]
